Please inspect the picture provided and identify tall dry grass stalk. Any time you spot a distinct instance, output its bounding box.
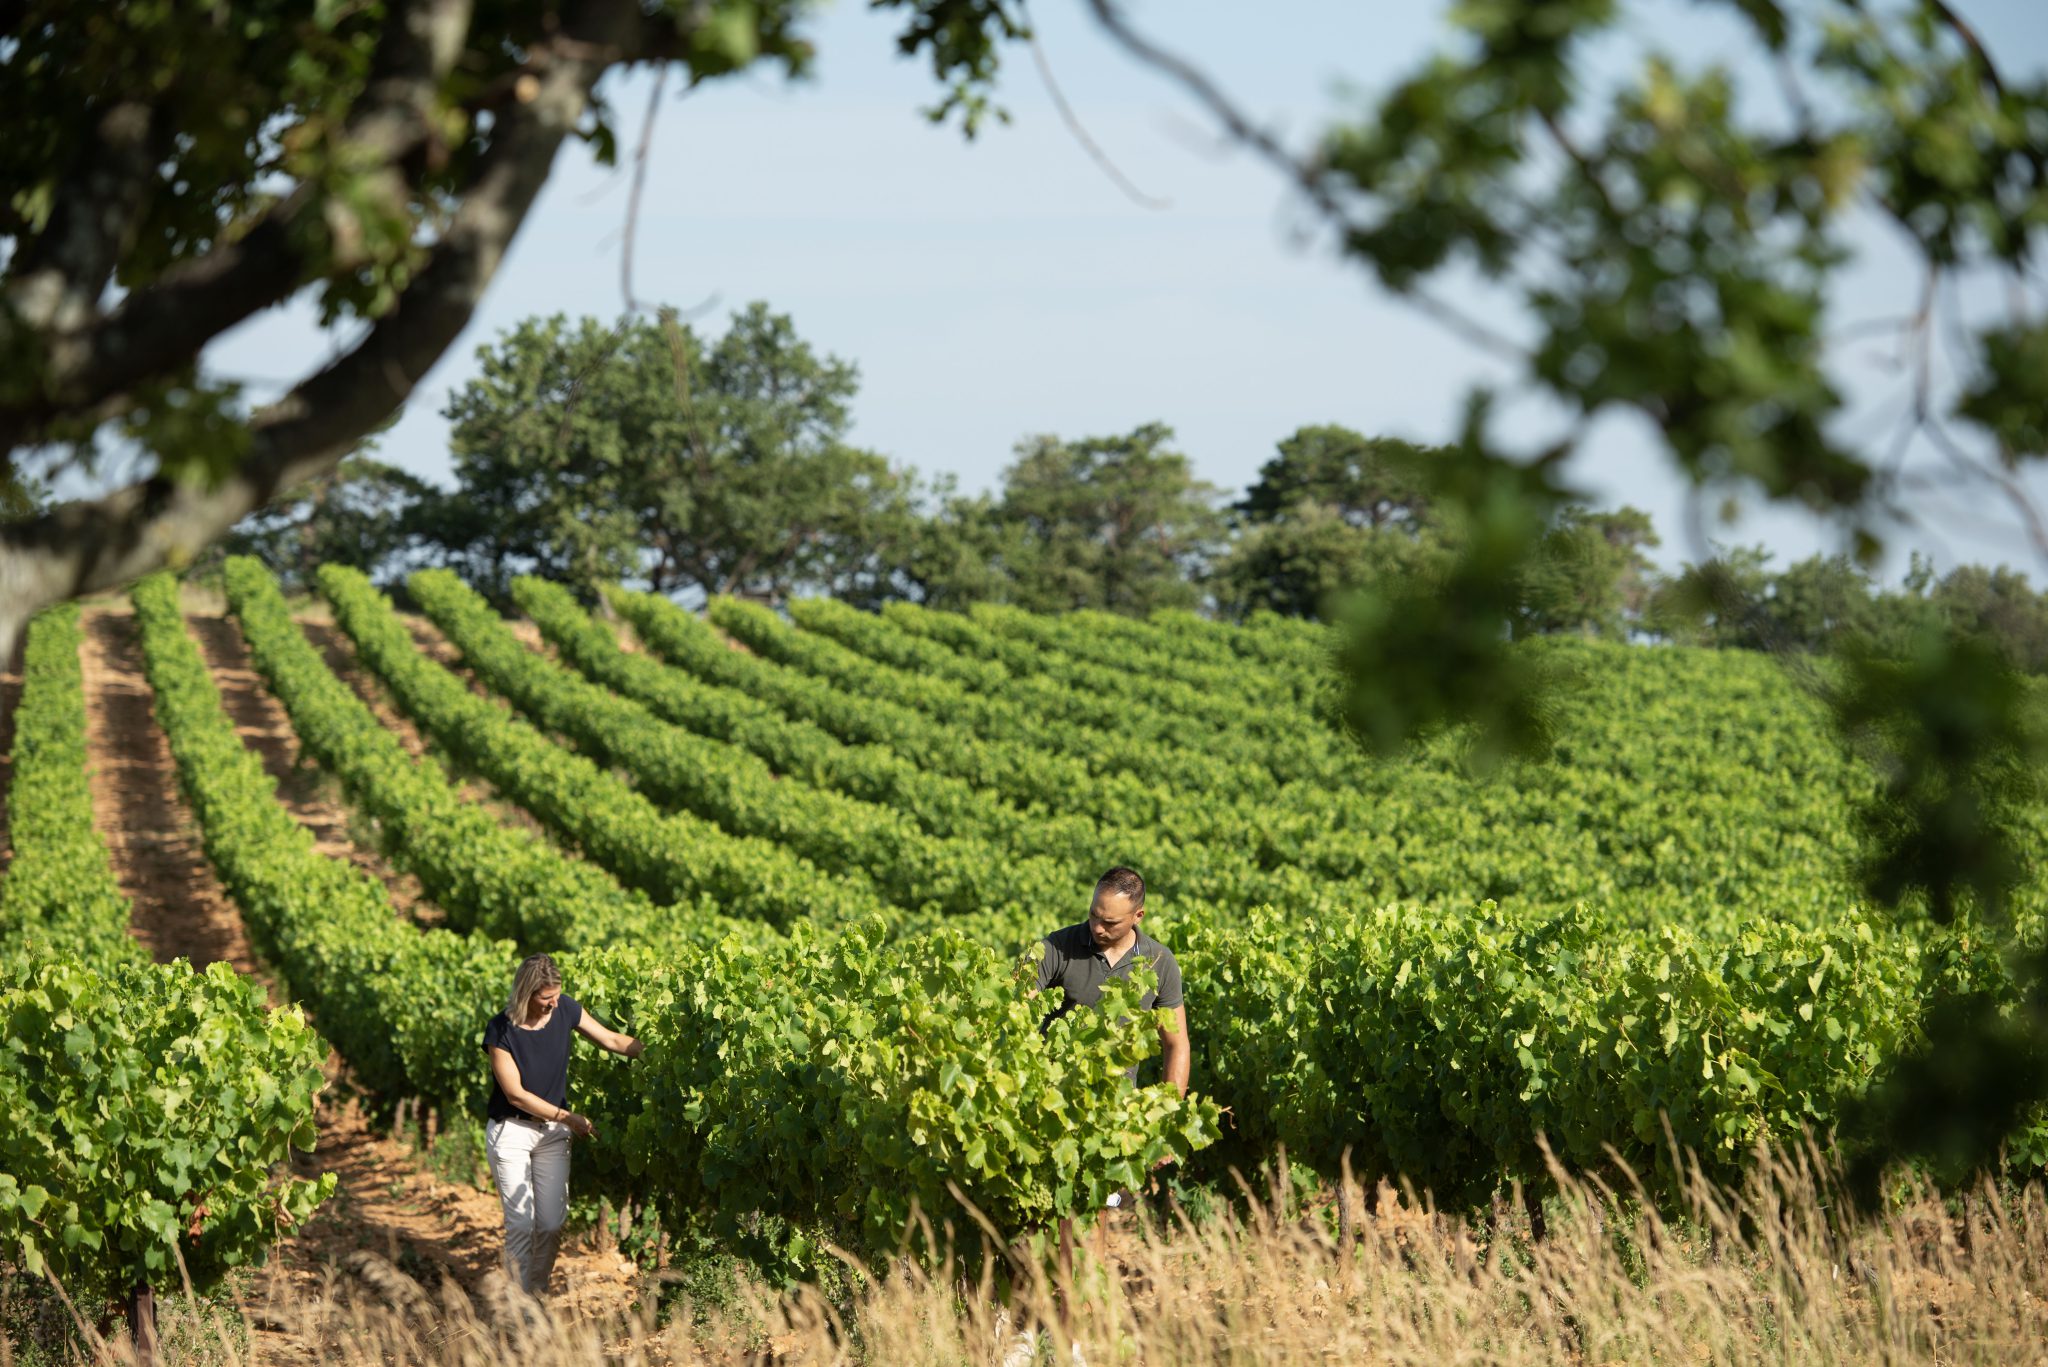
[19,1144,2048,1366]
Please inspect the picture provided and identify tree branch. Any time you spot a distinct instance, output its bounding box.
[1083,0,1348,226]
[1925,0,2005,99]
[0,0,650,652]
[1537,108,1619,224]
[621,62,673,314]
[1920,0,2043,267]
[1923,417,2048,562]
[0,0,478,452]
[1021,1,1169,211]
[4,101,166,334]
[0,194,315,453]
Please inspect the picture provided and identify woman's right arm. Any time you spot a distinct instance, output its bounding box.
[488,1046,581,1128]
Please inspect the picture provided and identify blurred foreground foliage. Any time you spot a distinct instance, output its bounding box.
[1234,0,2048,1186]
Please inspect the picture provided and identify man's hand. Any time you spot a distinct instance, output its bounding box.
[1158,1005,1191,1098]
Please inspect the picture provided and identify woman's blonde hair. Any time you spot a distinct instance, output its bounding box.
[508,953,562,1023]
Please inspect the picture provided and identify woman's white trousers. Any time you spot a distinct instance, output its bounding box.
[485,1117,572,1295]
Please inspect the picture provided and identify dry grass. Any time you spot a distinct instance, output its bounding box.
[13,1146,2048,1367]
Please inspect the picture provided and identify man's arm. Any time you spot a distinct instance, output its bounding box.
[1032,936,1062,994]
[1151,948,1189,1096]
[1158,1005,1190,1097]
[574,1009,644,1058]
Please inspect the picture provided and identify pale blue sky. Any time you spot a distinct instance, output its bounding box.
[201,0,2048,578]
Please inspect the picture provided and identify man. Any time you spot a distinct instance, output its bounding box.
[1035,866,1190,1096]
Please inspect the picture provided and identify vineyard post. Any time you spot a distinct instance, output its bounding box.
[1335,1149,1356,1267]
[1053,1217,1077,1332]
[1522,1181,1548,1244]
[124,1281,158,1367]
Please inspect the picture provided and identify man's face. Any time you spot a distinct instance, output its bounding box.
[1088,890,1142,950]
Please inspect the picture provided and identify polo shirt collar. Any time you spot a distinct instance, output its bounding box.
[1095,929,1154,969]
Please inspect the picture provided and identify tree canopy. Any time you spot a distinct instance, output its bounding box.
[1211,427,1452,619]
[427,305,921,605]
[1238,426,1438,531]
[1514,506,1660,639]
[991,423,1225,616]
[215,453,430,595]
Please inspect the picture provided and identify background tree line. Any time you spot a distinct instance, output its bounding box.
[222,302,2048,675]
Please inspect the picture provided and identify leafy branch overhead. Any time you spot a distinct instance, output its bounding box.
[0,0,1034,653]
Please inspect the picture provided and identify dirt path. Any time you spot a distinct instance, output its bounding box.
[79,604,265,978]
[405,612,528,711]
[71,604,643,1361]
[407,614,465,669]
[253,1098,648,1360]
[507,617,550,655]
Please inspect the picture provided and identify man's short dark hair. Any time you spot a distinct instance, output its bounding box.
[1095,866,1145,908]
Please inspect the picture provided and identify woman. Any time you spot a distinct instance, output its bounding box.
[481,953,643,1297]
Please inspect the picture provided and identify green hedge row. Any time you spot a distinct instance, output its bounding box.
[800,597,1348,786]
[712,596,1275,802]
[608,587,1329,916]
[224,558,758,953]
[320,565,872,929]
[0,606,142,966]
[138,572,1219,1265]
[414,569,1072,922]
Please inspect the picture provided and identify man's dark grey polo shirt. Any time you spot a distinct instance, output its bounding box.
[1035,923,1184,1024]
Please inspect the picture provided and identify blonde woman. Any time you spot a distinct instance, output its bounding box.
[481,953,643,1296]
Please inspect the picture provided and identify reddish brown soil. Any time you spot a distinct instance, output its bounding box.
[406,614,467,672]
[78,604,266,980]
[250,1093,648,1359]
[65,604,643,1361]
[404,611,542,725]
[507,618,548,653]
